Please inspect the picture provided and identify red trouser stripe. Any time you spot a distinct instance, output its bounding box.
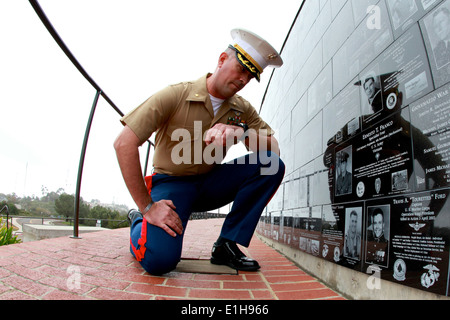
[130,173,156,262]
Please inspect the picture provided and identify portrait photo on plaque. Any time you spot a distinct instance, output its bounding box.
[420,0,450,88]
[355,68,403,128]
[365,205,391,268]
[343,207,363,261]
[335,146,353,197]
[357,66,386,126]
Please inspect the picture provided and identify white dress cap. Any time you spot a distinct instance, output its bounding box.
[230,28,283,81]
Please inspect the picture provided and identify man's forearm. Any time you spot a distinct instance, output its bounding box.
[244,130,280,156]
[114,127,153,213]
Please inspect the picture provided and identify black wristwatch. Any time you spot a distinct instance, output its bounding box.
[235,122,249,141]
[235,122,249,133]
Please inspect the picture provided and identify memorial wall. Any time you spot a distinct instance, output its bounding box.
[257,0,450,296]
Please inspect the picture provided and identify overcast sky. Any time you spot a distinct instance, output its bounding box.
[0,0,300,209]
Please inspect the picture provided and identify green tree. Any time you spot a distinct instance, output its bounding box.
[89,206,123,228]
[54,193,90,221]
[54,193,74,219]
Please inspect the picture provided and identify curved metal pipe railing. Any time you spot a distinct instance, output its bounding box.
[0,206,10,229]
[258,0,305,113]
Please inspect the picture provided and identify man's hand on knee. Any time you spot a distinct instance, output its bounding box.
[144,200,183,237]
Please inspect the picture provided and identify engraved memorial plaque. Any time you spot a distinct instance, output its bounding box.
[325,108,416,203]
[271,211,282,242]
[282,209,293,246]
[292,208,311,250]
[420,0,450,88]
[358,24,434,128]
[321,205,343,263]
[364,190,450,295]
[353,108,415,200]
[386,0,442,38]
[410,83,450,190]
[321,203,365,271]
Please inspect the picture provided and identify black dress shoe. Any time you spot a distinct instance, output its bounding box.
[210,241,260,271]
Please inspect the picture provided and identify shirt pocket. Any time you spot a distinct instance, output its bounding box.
[166,121,205,142]
[165,122,209,165]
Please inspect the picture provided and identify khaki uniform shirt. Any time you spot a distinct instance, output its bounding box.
[121,74,274,176]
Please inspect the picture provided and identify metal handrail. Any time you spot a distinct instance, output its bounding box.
[0,206,10,229]
[73,90,101,238]
[258,0,305,114]
[1,214,128,229]
[28,0,154,238]
[28,1,123,117]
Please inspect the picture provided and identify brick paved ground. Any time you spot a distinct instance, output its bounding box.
[0,218,345,300]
